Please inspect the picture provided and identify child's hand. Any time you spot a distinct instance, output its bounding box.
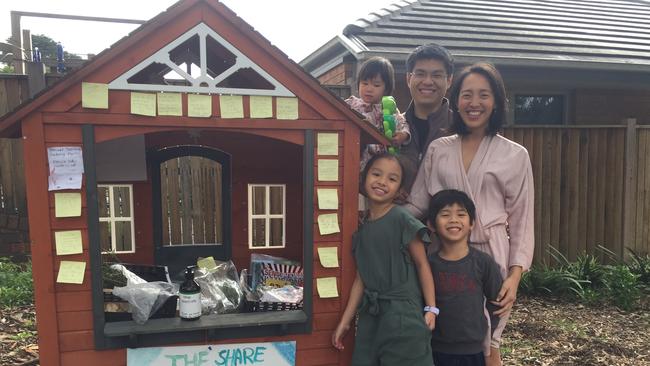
[424,312,436,330]
[391,132,408,146]
[331,322,350,350]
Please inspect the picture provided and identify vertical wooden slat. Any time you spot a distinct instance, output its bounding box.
[0,139,16,213]
[540,129,552,264]
[190,157,204,243]
[214,164,223,243]
[613,129,625,259]
[604,129,618,259]
[202,163,215,243]
[594,130,608,260]
[643,130,650,255]
[180,157,193,244]
[12,139,26,215]
[167,158,182,244]
[531,129,544,263]
[577,129,588,257]
[586,128,600,256]
[567,129,580,260]
[550,129,563,262]
[160,162,170,245]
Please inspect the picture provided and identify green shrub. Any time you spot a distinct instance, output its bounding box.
[603,265,640,311]
[626,248,650,289]
[0,258,34,307]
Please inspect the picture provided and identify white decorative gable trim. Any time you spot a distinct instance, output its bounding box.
[109,23,294,97]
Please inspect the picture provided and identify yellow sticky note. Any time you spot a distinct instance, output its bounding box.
[317,188,338,210]
[57,261,86,284]
[316,277,339,298]
[131,92,156,116]
[55,230,83,255]
[197,256,217,270]
[276,97,298,120]
[55,193,82,218]
[318,159,339,181]
[317,133,338,156]
[220,95,244,118]
[250,96,273,118]
[318,247,339,268]
[318,213,340,235]
[157,93,182,116]
[188,94,212,117]
[81,82,108,109]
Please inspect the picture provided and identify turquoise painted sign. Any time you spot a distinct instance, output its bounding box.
[127,341,296,366]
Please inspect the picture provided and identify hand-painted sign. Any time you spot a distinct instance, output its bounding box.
[127,341,296,366]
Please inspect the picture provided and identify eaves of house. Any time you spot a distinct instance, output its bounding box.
[301,0,650,75]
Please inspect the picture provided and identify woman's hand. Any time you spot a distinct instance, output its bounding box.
[424,312,436,330]
[331,322,350,350]
[492,266,523,317]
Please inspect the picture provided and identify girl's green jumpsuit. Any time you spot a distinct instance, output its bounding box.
[351,206,433,366]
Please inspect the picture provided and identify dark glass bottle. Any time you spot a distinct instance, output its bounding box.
[179,266,201,321]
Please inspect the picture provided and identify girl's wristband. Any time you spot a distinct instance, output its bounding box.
[423,306,439,315]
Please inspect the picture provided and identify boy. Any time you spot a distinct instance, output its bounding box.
[426,189,503,366]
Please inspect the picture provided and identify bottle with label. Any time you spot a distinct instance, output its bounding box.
[179,266,201,321]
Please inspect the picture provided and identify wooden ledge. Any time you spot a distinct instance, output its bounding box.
[104,310,307,337]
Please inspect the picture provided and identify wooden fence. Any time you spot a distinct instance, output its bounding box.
[503,122,650,264]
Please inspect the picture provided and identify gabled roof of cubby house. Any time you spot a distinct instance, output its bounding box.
[0,0,387,144]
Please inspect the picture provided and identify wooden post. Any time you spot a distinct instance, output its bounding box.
[622,118,637,261]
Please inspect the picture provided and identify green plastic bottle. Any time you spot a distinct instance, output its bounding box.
[179,266,201,321]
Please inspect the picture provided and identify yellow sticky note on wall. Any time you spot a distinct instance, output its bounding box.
[317,133,338,156]
[157,93,182,116]
[318,213,340,235]
[318,247,339,268]
[81,82,108,109]
[316,277,339,298]
[57,261,86,284]
[318,159,339,181]
[55,230,83,255]
[276,97,298,120]
[131,92,156,116]
[250,96,273,118]
[317,188,338,210]
[220,95,244,118]
[55,193,82,218]
[188,94,212,117]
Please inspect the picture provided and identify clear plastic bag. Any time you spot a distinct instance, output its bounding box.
[194,260,244,314]
[112,282,178,324]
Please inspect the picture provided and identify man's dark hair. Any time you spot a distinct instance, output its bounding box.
[405,43,454,76]
[357,56,395,95]
[427,189,476,225]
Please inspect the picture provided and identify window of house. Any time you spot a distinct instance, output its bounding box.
[98,184,135,253]
[248,184,286,249]
[514,95,565,125]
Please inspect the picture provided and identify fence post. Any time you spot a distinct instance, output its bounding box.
[622,118,637,261]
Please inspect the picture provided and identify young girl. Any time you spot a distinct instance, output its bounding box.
[345,56,410,170]
[332,153,437,366]
[406,62,534,366]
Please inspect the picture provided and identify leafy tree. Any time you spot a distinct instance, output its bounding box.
[31,34,81,61]
[0,64,15,73]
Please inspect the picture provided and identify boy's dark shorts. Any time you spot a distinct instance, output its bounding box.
[432,351,485,366]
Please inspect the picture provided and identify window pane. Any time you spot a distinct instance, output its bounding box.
[114,221,133,252]
[113,186,131,217]
[252,186,266,215]
[269,186,284,215]
[98,186,110,218]
[514,95,564,125]
[252,218,266,247]
[99,221,112,252]
[269,218,283,247]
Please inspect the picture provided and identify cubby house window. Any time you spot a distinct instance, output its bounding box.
[514,94,565,125]
[98,184,135,253]
[248,184,285,249]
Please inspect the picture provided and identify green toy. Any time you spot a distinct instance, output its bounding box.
[382,96,398,155]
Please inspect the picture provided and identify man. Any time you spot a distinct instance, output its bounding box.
[400,44,454,191]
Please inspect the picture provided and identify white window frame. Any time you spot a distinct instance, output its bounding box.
[99,184,136,254]
[248,184,286,249]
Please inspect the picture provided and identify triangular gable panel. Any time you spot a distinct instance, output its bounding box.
[109,22,294,96]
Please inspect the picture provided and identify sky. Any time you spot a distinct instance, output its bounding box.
[0,0,399,63]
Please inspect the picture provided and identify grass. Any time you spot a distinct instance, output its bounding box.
[520,246,649,311]
[0,259,33,308]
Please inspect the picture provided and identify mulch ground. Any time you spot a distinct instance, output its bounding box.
[1,296,649,365]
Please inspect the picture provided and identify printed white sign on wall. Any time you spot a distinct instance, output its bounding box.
[127,341,296,366]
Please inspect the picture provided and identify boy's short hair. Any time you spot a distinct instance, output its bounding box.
[357,56,395,95]
[406,43,454,76]
[427,189,476,225]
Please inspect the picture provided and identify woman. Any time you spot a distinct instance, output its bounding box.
[405,62,534,366]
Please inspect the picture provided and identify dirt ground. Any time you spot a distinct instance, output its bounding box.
[1,296,649,365]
